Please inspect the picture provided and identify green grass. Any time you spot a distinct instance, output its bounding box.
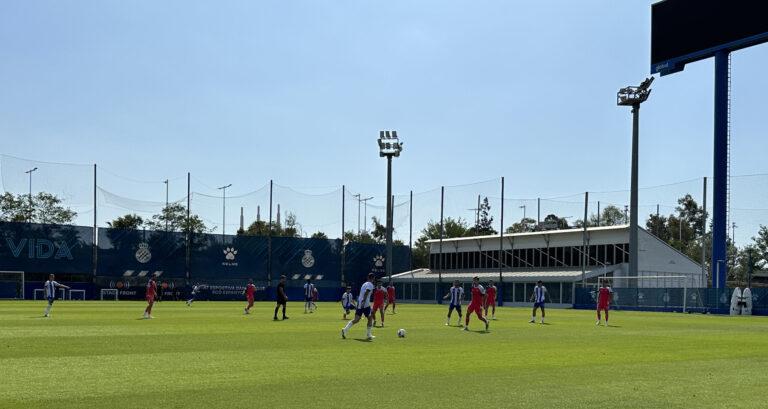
[1,301,768,408]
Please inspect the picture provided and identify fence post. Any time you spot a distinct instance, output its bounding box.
[268,180,273,287]
[341,185,345,286]
[498,177,504,306]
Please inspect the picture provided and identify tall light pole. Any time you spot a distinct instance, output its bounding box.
[353,193,361,234]
[218,184,232,237]
[24,167,38,222]
[378,130,403,282]
[618,76,654,278]
[361,196,373,232]
[519,205,526,221]
[163,179,169,231]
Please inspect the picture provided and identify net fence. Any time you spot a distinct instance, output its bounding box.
[2,153,767,260]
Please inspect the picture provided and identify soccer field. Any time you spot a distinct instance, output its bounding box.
[2,301,767,408]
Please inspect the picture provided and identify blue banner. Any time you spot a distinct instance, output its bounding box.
[97,228,186,278]
[0,221,93,274]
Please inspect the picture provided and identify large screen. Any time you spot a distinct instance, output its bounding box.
[651,0,768,73]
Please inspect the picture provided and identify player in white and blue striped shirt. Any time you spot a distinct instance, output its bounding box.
[43,274,70,318]
[442,280,464,326]
[529,280,547,324]
[340,286,356,320]
[303,279,315,314]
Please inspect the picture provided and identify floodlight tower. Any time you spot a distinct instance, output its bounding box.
[618,76,654,278]
[24,167,38,222]
[378,131,403,282]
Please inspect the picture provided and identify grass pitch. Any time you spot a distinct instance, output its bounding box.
[1,301,768,408]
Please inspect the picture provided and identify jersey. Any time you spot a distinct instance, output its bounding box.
[373,287,387,306]
[448,286,464,306]
[486,285,497,303]
[277,282,287,302]
[357,282,375,308]
[386,286,396,300]
[146,281,157,298]
[469,284,486,306]
[598,287,612,307]
[341,292,354,307]
[44,280,59,298]
[533,285,547,303]
[303,283,315,299]
[245,283,256,298]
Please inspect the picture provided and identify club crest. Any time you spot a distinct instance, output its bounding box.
[302,250,315,268]
[135,242,152,264]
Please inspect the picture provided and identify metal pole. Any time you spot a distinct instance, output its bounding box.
[499,177,504,305]
[164,179,169,231]
[186,172,191,281]
[597,201,601,227]
[712,50,729,289]
[438,186,444,301]
[268,180,273,287]
[656,204,660,236]
[341,185,346,285]
[354,193,361,234]
[537,197,540,225]
[582,191,588,285]
[629,103,640,278]
[93,164,97,278]
[702,177,708,283]
[409,190,413,272]
[385,156,393,282]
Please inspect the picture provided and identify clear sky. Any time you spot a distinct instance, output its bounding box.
[0,1,766,243]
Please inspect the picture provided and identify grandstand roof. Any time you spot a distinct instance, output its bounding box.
[424,224,628,244]
[390,266,619,283]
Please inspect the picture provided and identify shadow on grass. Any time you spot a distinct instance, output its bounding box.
[353,338,373,343]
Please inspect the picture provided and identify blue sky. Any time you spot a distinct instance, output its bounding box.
[0,1,766,243]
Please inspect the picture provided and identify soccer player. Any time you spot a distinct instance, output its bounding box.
[484,280,498,320]
[244,279,256,315]
[372,281,387,327]
[340,286,356,320]
[341,273,376,340]
[303,278,315,314]
[274,275,289,320]
[464,276,489,332]
[529,280,547,324]
[186,283,201,306]
[596,281,613,326]
[385,282,396,314]
[442,280,464,326]
[143,276,157,319]
[311,286,319,311]
[42,274,70,318]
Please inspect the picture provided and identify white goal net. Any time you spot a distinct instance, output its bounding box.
[596,275,697,312]
[0,271,24,299]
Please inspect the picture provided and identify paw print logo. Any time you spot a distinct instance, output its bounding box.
[373,255,385,268]
[223,247,238,261]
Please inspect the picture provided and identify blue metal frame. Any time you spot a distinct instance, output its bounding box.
[652,32,768,75]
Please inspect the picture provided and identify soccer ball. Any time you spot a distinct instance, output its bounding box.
[397,328,406,338]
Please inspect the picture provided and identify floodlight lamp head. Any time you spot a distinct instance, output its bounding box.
[377,130,403,157]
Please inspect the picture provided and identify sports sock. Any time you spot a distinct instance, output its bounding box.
[343,320,354,331]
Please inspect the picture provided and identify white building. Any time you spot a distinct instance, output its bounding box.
[391,225,705,307]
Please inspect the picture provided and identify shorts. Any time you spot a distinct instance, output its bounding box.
[146,296,155,303]
[276,298,287,305]
[372,303,384,311]
[355,306,372,317]
[467,303,483,315]
[246,296,254,303]
[343,304,355,312]
[597,303,609,311]
[387,297,395,304]
[485,297,496,306]
[448,304,462,313]
[46,296,55,304]
[533,302,545,309]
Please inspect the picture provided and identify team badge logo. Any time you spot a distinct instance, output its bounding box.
[224,247,238,261]
[302,250,315,268]
[373,255,385,268]
[135,242,152,264]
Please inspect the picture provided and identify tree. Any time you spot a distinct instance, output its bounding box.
[412,217,469,268]
[370,216,387,243]
[280,212,301,237]
[542,214,570,230]
[506,217,536,233]
[0,192,77,224]
[145,203,211,234]
[589,205,626,227]
[311,231,328,239]
[107,214,144,230]
[467,197,497,236]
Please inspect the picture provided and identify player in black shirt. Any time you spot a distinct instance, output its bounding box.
[274,275,289,320]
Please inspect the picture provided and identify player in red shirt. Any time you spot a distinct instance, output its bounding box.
[372,281,387,327]
[143,276,157,319]
[244,279,256,315]
[484,280,497,320]
[596,281,613,326]
[464,276,489,332]
[385,282,396,314]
